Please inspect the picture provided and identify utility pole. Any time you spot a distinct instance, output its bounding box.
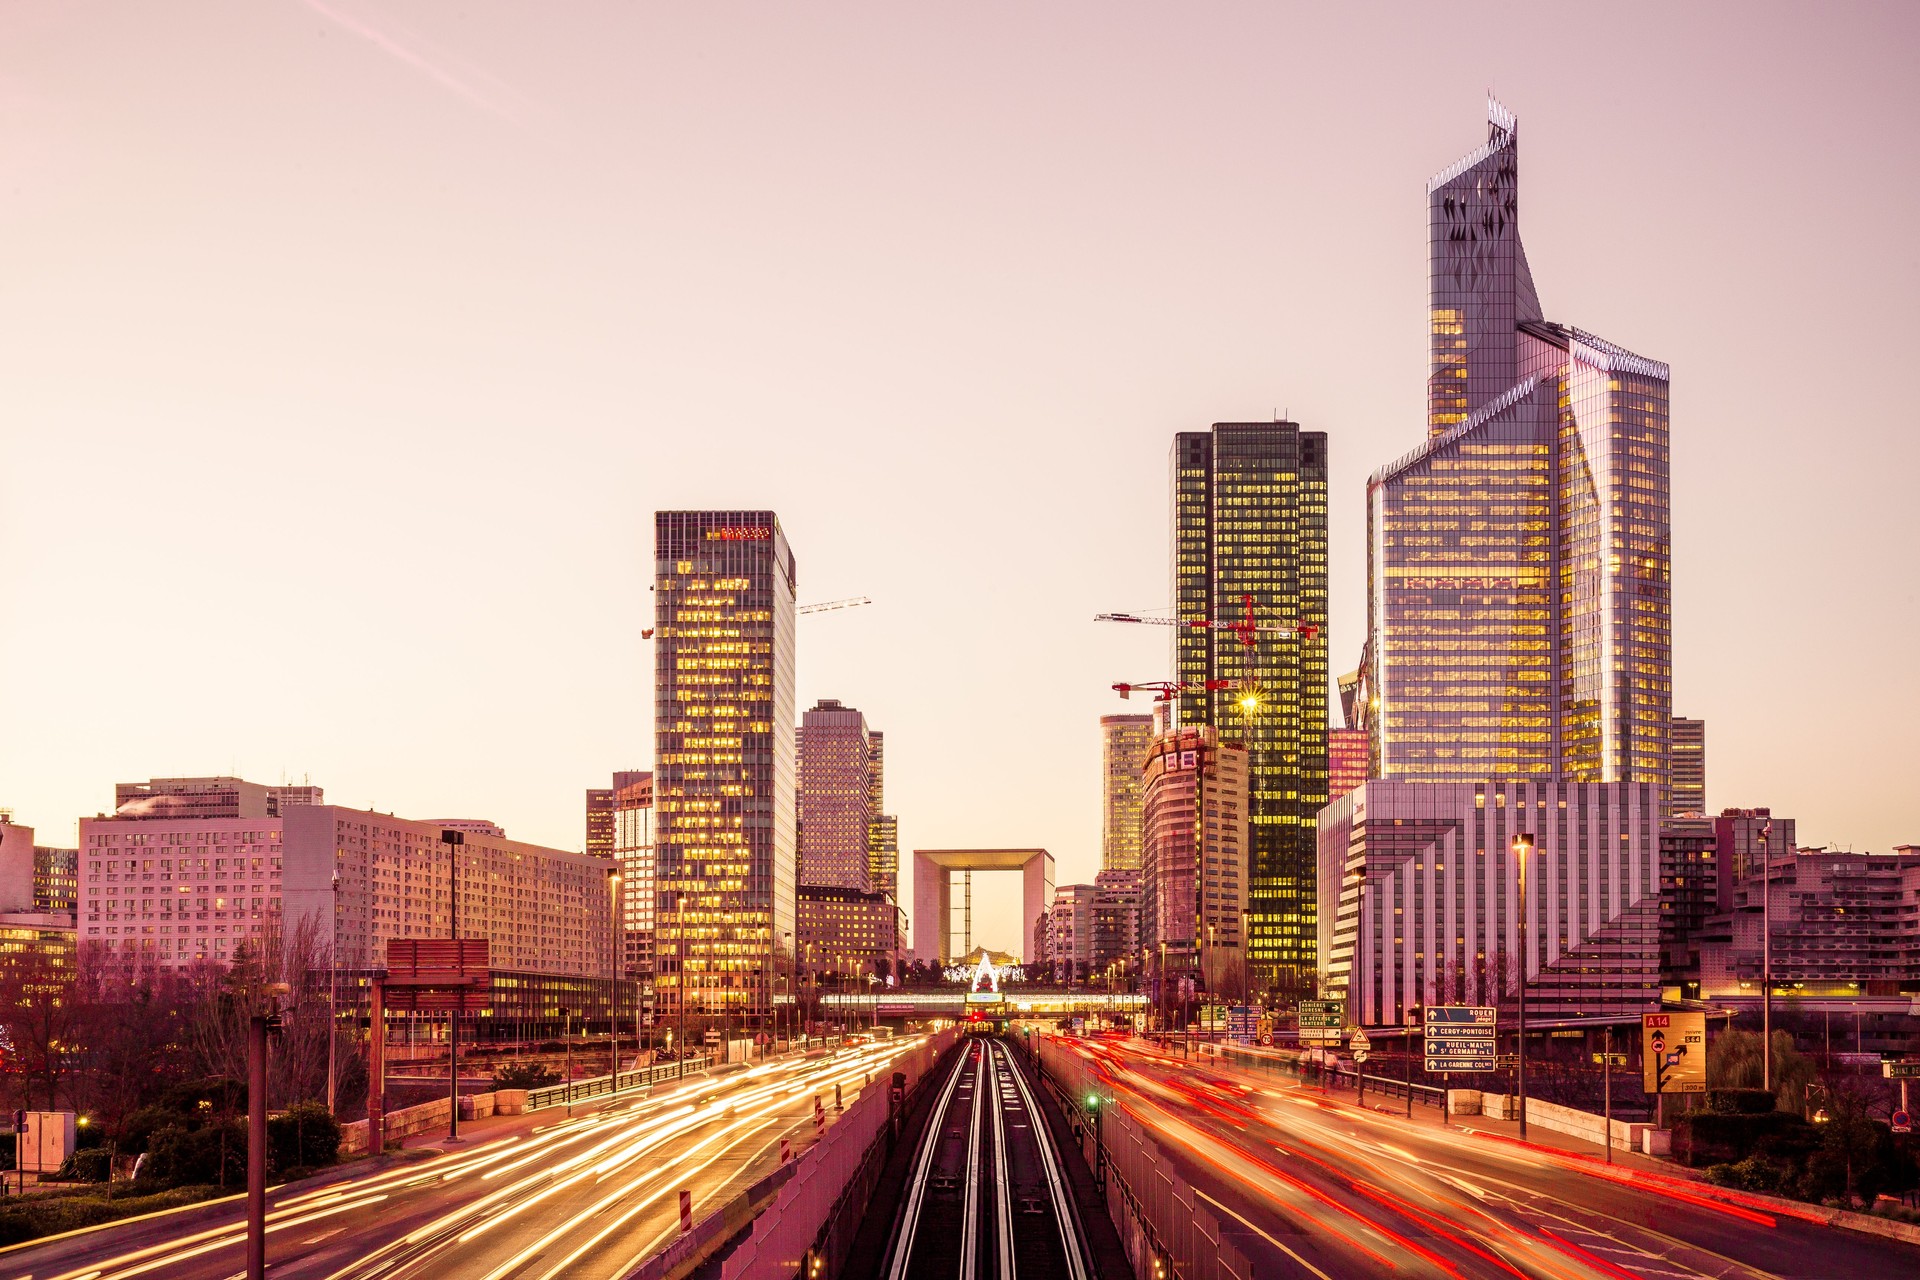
[1513,832,1534,1141]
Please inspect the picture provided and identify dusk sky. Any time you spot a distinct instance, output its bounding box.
[2,3,1914,955]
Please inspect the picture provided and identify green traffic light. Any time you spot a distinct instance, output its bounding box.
[1086,1094,1099,1109]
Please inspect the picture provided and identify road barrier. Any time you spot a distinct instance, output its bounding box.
[524,1059,708,1111]
[1031,1036,1256,1280]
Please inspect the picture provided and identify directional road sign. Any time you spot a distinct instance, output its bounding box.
[1299,1000,1345,1045]
[1643,1012,1707,1094]
[1424,1005,1496,1073]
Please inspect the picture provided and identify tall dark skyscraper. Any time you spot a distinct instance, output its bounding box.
[1172,422,1329,992]
[654,512,798,1029]
[1367,98,1672,790]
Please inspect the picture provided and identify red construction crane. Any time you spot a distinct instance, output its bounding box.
[1095,593,1318,647]
[1112,678,1236,703]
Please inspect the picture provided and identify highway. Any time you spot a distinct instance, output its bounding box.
[1044,1035,1920,1280]
[881,1036,1093,1280]
[0,1038,920,1280]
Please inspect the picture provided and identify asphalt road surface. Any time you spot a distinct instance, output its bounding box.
[0,1038,920,1280]
[1047,1035,1920,1280]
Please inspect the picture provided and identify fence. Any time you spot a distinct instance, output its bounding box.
[1032,1037,1256,1280]
[711,1029,959,1280]
[525,1058,709,1111]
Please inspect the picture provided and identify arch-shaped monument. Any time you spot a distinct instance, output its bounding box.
[911,848,1054,965]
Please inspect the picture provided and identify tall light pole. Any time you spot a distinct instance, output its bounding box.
[1759,820,1772,1098]
[609,868,623,1082]
[1207,923,1217,1043]
[327,871,339,1116]
[1512,832,1534,1141]
[440,828,465,1144]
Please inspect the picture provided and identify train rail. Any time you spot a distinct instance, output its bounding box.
[883,1037,1093,1280]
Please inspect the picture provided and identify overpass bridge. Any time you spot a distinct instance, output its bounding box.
[820,988,1146,1021]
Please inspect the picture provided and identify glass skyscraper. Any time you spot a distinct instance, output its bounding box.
[1367,98,1672,790]
[1172,422,1329,992]
[653,511,797,1029]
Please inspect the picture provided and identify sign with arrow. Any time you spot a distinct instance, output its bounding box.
[1642,1012,1706,1094]
[1425,1005,1496,1073]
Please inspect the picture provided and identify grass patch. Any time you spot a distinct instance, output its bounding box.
[0,1184,226,1247]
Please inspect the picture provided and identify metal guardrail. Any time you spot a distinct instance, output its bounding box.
[525,1059,708,1111]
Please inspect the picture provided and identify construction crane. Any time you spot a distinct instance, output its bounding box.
[642,595,870,638]
[797,596,872,616]
[1113,678,1236,703]
[1095,592,1318,647]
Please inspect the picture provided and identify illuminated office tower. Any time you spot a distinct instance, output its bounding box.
[610,773,654,978]
[1669,717,1705,816]
[1367,98,1671,788]
[1328,727,1369,804]
[797,699,874,893]
[1100,714,1154,872]
[1172,422,1329,992]
[653,512,798,1029]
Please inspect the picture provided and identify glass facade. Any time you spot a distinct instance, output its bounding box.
[653,511,797,1027]
[1100,714,1154,872]
[1171,424,1328,992]
[1318,780,1664,1028]
[1369,98,1672,792]
[1669,716,1705,816]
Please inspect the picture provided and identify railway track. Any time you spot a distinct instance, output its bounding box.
[883,1036,1093,1280]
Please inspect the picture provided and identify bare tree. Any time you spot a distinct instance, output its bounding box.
[183,914,338,1110]
[0,942,88,1111]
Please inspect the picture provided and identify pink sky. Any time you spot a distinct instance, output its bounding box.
[2,3,1914,954]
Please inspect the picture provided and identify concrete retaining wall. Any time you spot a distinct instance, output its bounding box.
[1474,1093,1650,1153]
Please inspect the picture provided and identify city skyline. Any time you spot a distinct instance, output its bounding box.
[2,5,1917,956]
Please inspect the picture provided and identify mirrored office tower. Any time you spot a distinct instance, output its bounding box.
[654,512,798,1030]
[1172,422,1329,993]
[1368,98,1672,790]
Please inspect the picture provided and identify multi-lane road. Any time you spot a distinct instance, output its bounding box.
[0,1038,921,1280]
[1047,1035,1920,1280]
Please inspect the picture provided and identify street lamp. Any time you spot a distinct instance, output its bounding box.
[1512,831,1534,1141]
[440,828,465,1144]
[1758,820,1773,1097]
[1207,923,1217,1045]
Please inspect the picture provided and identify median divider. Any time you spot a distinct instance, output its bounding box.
[1031,1035,1256,1280]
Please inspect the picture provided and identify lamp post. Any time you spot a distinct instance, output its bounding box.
[327,871,339,1117]
[440,828,465,1144]
[610,868,623,1085]
[1207,923,1217,1045]
[1758,820,1772,1098]
[1512,831,1534,1141]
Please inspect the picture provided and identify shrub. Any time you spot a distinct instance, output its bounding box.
[143,1120,246,1189]
[0,1184,218,1247]
[1703,1155,1791,1194]
[1675,1110,1815,1166]
[268,1102,341,1173]
[52,1149,111,1184]
[493,1062,561,1090]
